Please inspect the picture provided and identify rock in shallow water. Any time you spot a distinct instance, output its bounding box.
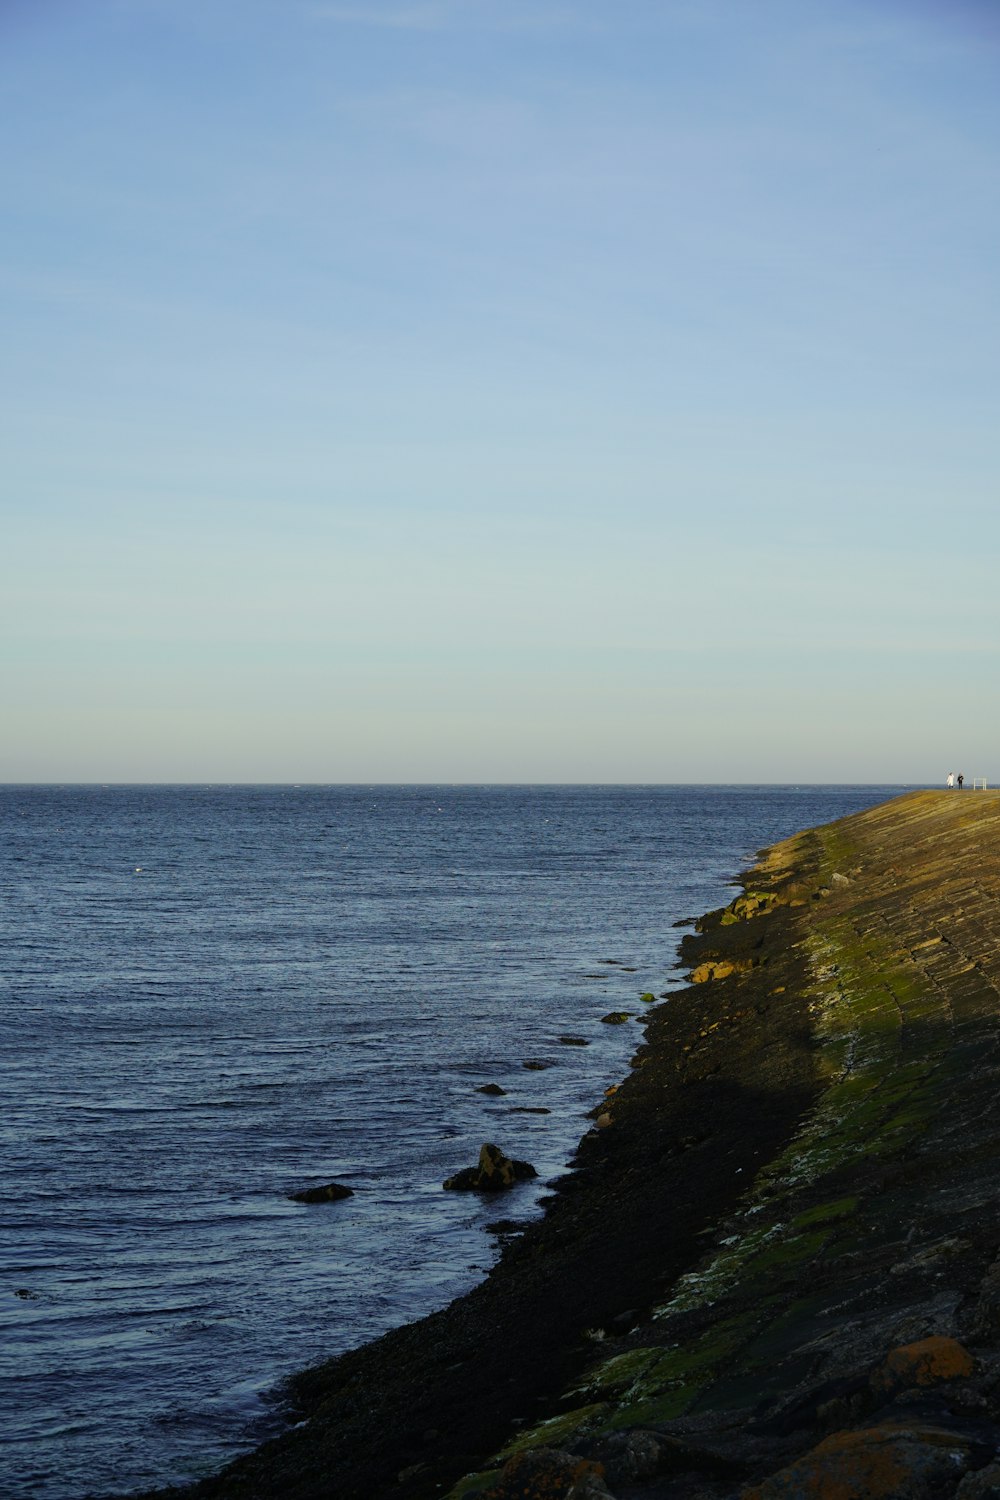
[443,1142,538,1192]
[288,1181,354,1204]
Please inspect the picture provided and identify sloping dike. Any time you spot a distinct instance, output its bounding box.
[147,790,1000,1500]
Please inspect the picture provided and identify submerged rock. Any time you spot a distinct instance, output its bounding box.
[601,1011,632,1025]
[477,1083,507,1095]
[443,1142,538,1192]
[288,1181,354,1204]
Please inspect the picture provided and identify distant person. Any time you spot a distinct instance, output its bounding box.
[947,772,955,788]
[958,773,964,789]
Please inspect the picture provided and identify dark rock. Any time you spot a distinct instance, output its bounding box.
[559,1035,590,1046]
[592,1429,662,1482]
[742,1423,979,1499]
[523,1058,556,1070]
[600,1012,632,1025]
[510,1106,551,1114]
[482,1448,612,1500]
[607,1308,638,1331]
[477,1083,507,1095]
[443,1142,538,1192]
[958,1464,1000,1498]
[288,1181,354,1204]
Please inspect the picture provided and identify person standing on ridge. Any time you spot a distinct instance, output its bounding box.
[947,772,955,788]
[958,773,965,789]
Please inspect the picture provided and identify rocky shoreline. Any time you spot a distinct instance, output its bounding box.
[139,790,1000,1500]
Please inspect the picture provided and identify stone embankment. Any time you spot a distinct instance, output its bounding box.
[149,791,1000,1500]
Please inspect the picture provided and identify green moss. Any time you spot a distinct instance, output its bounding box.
[654,1223,786,1316]
[724,1230,829,1297]
[573,1346,662,1399]
[602,1383,700,1427]
[601,1309,768,1428]
[446,1468,503,1498]
[495,1403,606,1459]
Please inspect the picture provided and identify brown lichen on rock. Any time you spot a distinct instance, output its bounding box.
[870,1336,975,1397]
[690,958,756,983]
[743,1423,976,1500]
[482,1449,611,1500]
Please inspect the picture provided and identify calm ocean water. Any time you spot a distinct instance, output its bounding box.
[1,784,909,1499]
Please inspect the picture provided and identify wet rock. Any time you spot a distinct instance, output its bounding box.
[600,1012,632,1025]
[477,1083,507,1095]
[524,1058,556,1070]
[510,1106,552,1114]
[288,1181,354,1203]
[482,1448,613,1499]
[443,1142,538,1192]
[639,992,656,1003]
[559,1035,590,1046]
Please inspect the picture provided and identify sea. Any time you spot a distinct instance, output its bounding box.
[1,784,910,1499]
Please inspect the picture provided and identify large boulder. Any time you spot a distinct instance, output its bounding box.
[443,1142,538,1192]
[743,1423,982,1500]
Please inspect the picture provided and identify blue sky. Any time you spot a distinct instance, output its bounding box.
[3,0,999,781]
